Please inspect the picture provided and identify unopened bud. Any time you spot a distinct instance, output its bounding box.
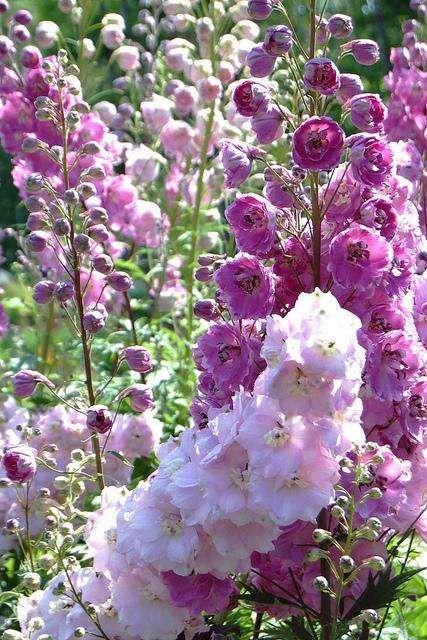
[312,529,331,543]
[339,555,355,573]
[313,576,329,592]
[23,572,41,589]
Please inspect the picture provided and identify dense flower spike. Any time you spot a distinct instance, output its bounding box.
[0,2,425,640]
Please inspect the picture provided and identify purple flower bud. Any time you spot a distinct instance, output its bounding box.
[27,231,48,253]
[53,218,71,235]
[195,266,213,282]
[123,346,153,373]
[33,280,55,304]
[263,25,293,56]
[26,173,44,192]
[92,254,114,274]
[78,182,97,199]
[336,73,363,105]
[22,135,39,153]
[88,224,109,243]
[246,45,276,78]
[0,35,14,59]
[198,254,220,267]
[2,445,36,483]
[233,79,269,117]
[327,14,353,39]
[26,196,45,212]
[73,233,91,253]
[248,0,274,20]
[12,369,54,398]
[27,212,49,231]
[0,2,9,13]
[87,207,109,224]
[86,405,113,434]
[118,384,154,412]
[83,305,107,334]
[251,100,284,144]
[53,280,74,303]
[105,271,133,292]
[341,39,380,66]
[194,299,220,321]
[303,57,340,95]
[13,9,32,24]
[12,24,30,43]
[21,45,42,69]
[348,93,387,133]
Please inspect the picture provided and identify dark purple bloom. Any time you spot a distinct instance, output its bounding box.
[53,280,74,303]
[2,444,36,483]
[263,25,293,56]
[303,57,340,95]
[194,300,220,321]
[33,280,55,304]
[233,80,269,117]
[214,253,275,320]
[248,0,274,20]
[292,116,344,171]
[86,405,113,434]
[329,225,392,290]
[225,193,277,256]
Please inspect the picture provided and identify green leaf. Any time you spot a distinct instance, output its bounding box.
[344,564,426,620]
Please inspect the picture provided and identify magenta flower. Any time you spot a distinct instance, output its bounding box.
[214,253,275,320]
[349,135,395,187]
[303,58,340,95]
[367,332,420,401]
[219,139,263,189]
[329,225,392,290]
[162,572,237,615]
[33,279,55,304]
[12,369,54,398]
[123,346,153,373]
[86,405,113,434]
[2,444,36,483]
[263,25,293,56]
[246,45,276,78]
[359,197,397,240]
[233,80,269,117]
[341,39,380,65]
[105,270,133,292]
[292,116,344,171]
[225,193,277,257]
[197,323,262,391]
[349,93,387,132]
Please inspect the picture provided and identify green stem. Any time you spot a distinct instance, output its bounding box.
[58,91,104,493]
[40,301,55,374]
[186,99,216,343]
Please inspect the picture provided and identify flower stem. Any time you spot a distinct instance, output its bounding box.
[58,91,104,492]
